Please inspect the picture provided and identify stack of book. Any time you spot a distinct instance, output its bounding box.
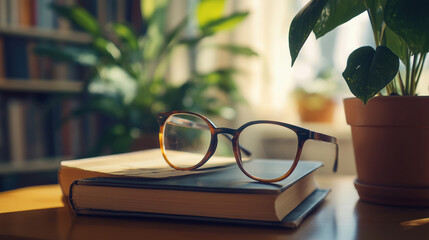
[59,149,329,228]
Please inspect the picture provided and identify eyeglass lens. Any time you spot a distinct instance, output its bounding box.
[238,123,299,180]
[162,113,302,181]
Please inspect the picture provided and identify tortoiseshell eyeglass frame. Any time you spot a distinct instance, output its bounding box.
[157,111,339,183]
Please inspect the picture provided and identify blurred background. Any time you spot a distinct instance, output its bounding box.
[0,0,427,191]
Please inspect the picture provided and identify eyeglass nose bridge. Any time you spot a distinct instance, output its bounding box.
[195,128,238,169]
[212,128,241,149]
[213,127,239,136]
[212,128,252,157]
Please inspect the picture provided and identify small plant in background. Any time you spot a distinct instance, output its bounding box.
[37,0,257,155]
[289,0,428,104]
[293,68,339,122]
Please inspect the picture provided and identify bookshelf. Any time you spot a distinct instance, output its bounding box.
[0,0,142,191]
[0,79,83,93]
[0,26,92,44]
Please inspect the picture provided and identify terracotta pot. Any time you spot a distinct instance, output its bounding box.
[344,96,429,206]
[297,96,336,123]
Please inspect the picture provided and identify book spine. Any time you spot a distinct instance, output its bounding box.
[36,0,55,29]
[60,99,73,159]
[24,98,37,160]
[3,36,29,79]
[7,99,26,164]
[68,179,80,214]
[70,99,81,158]
[0,0,7,26]
[0,94,9,162]
[53,0,73,81]
[27,41,41,80]
[19,0,35,27]
[128,0,142,33]
[97,0,107,29]
[43,99,61,158]
[33,98,47,160]
[0,36,5,79]
[105,0,116,24]
[7,0,19,27]
[116,0,126,22]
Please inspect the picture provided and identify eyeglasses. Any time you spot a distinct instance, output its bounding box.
[157,111,338,182]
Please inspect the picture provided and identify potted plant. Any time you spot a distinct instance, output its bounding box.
[37,0,256,155]
[293,68,339,123]
[289,0,429,206]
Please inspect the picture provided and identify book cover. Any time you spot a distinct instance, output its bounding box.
[71,160,322,194]
[69,160,326,227]
[59,149,262,197]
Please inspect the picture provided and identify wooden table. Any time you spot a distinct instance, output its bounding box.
[0,175,428,240]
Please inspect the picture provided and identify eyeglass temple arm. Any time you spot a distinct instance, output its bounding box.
[309,131,339,172]
[168,116,252,156]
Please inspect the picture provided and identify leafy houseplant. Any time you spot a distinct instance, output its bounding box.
[38,0,256,155]
[293,68,338,123]
[289,0,429,206]
[290,0,428,103]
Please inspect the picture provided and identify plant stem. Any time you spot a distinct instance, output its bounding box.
[410,54,418,95]
[379,24,386,45]
[397,71,405,95]
[365,4,380,47]
[415,53,426,89]
[405,50,411,94]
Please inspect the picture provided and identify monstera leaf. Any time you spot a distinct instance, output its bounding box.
[342,46,399,104]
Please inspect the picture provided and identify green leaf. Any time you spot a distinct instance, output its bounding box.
[141,0,168,20]
[201,12,249,35]
[112,23,139,51]
[93,37,121,60]
[342,46,399,104]
[34,46,98,66]
[215,44,258,56]
[313,0,366,39]
[142,0,168,60]
[365,0,387,40]
[50,4,100,36]
[89,66,138,105]
[197,0,226,28]
[383,26,408,64]
[384,0,429,54]
[289,0,328,66]
[179,37,205,46]
[165,17,189,49]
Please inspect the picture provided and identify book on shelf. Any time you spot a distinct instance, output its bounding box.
[0,1,7,27]
[61,149,328,228]
[7,98,27,164]
[0,36,4,79]
[3,36,29,79]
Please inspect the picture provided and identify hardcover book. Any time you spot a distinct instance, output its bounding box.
[68,159,328,228]
[59,149,250,197]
